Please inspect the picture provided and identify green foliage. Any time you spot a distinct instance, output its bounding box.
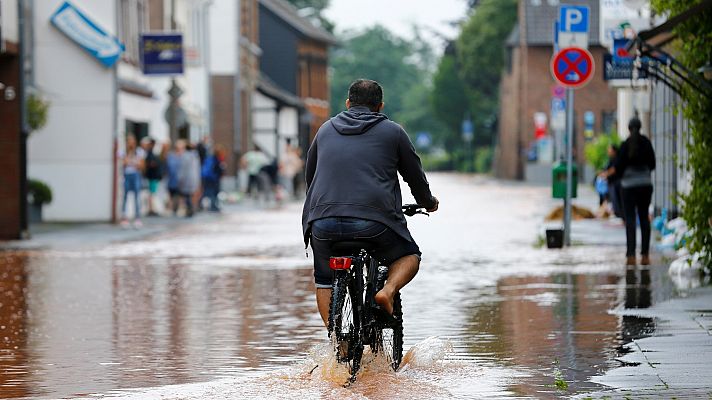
[651,0,712,270]
[420,151,453,172]
[474,147,493,173]
[456,0,517,139]
[431,53,470,150]
[28,179,53,205]
[584,134,621,172]
[27,93,50,132]
[329,25,432,132]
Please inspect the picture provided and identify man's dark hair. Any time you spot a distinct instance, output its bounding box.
[348,79,383,111]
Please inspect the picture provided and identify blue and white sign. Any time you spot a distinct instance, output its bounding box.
[551,98,566,131]
[140,33,184,75]
[557,5,590,50]
[50,2,124,68]
[461,118,474,142]
[560,6,589,33]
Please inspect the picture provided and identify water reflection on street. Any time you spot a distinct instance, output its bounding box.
[0,174,676,399]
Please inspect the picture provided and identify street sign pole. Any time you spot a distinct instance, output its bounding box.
[564,87,574,246]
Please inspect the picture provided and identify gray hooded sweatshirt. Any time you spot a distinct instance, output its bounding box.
[301,106,436,245]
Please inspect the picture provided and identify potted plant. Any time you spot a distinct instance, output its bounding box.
[27,179,52,223]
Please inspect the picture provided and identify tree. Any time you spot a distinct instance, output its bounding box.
[329,26,423,122]
[456,0,517,142]
[651,0,712,270]
[285,0,334,32]
[431,49,470,150]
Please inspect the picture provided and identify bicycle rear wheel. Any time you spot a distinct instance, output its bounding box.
[377,293,403,371]
[328,271,363,379]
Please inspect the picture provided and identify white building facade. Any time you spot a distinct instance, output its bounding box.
[27,0,212,222]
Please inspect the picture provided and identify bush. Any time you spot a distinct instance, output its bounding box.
[28,179,52,205]
[420,151,453,171]
[584,133,621,172]
[27,93,50,132]
[474,147,493,173]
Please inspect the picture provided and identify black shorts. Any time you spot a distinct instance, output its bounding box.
[310,217,421,288]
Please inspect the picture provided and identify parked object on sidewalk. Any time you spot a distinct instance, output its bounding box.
[545,204,595,221]
[669,251,706,289]
[27,179,53,223]
[545,229,564,248]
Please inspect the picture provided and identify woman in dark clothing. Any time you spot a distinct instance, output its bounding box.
[606,117,656,265]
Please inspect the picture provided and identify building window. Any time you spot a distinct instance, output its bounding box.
[119,0,147,63]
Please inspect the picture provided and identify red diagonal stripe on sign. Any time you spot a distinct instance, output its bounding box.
[560,53,585,78]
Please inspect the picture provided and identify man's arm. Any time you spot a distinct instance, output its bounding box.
[305,136,318,189]
[397,129,437,210]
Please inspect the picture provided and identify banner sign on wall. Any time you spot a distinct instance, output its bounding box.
[50,2,124,68]
[140,33,184,75]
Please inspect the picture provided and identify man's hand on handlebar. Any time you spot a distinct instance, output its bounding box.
[427,197,439,213]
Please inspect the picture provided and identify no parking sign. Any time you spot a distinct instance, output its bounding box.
[550,47,594,89]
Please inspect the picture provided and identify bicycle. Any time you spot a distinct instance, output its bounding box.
[326,204,429,383]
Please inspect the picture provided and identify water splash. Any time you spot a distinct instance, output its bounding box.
[400,336,454,371]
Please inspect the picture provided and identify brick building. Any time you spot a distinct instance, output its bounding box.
[495,0,618,180]
[0,0,25,239]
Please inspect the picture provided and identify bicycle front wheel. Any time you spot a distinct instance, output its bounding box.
[328,271,363,379]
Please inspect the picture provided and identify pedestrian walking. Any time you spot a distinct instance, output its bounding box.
[119,134,145,228]
[613,117,656,266]
[279,138,303,199]
[166,140,184,215]
[178,143,201,217]
[141,137,161,217]
[201,144,226,212]
[241,145,269,198]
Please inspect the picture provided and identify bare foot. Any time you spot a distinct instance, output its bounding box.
[375,288,394,315]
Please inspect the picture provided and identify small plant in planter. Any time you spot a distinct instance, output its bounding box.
[27,179,53,223]
[27,93,50,132]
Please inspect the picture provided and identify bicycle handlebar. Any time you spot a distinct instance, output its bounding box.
[402,204,429,217]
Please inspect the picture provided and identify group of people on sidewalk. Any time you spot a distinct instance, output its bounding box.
[598,117,657,266]
[119,135,305,228]
[119,135,226,228]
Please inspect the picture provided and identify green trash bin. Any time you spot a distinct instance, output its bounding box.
[552,162,578,199]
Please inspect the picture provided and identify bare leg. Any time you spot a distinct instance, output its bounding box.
[316,288,331,327]
[375,254,420,315]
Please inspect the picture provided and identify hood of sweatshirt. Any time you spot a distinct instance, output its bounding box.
[330,106,388,135]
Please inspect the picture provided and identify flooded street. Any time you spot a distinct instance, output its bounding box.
[0,173,678,399]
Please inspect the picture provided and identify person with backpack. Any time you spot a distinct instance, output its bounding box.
[201,144,226,212]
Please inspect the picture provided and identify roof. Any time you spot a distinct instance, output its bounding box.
[257,74,304,108]
[506,24,520,47]
[258,0,337,45]
[523,0,600,46]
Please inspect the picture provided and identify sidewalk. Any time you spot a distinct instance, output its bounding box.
[0,201,266,251]
[558,191,712,398]
[581,286,712,398]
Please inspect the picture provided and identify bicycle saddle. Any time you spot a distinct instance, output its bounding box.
[330,240,375,254]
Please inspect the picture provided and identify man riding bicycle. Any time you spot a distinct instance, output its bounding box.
[302,79,439,327]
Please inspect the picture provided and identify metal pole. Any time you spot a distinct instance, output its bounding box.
[18,0,29,238]
[564,87,574,246]
[233,1,242,155]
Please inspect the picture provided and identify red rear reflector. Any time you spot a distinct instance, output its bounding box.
[329,257,352,270]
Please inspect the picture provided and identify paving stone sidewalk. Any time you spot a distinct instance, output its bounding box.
[575,286,712,399]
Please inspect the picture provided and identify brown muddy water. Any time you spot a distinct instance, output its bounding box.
[0,174,678,399]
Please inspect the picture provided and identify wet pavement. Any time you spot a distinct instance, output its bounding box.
[0,173,704,399]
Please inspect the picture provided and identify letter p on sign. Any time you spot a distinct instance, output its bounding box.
[559,5,589,33]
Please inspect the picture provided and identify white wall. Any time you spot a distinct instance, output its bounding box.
[29,0,117,221]
[1,0,19,44]
[208,0,236,74]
